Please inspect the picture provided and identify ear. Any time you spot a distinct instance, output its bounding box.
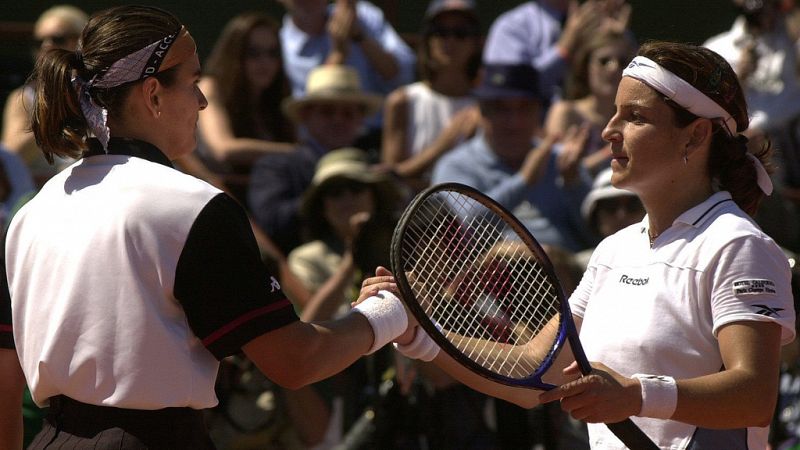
[140,77,162,119]
[685,117,713,156]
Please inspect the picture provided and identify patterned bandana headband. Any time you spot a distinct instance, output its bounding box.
[71,26,197,150]
[622,55,773,195]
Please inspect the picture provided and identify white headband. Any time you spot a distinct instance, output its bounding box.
[623,56,738,136]
[623,56,772,196]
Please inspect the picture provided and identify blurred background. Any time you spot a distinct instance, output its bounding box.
[0,0,740,109]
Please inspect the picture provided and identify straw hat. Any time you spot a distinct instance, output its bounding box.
[301,147,401,220]
[282,65,384,123]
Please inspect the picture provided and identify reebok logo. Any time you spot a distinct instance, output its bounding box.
[619,275,649,286]
[753,304,784,317]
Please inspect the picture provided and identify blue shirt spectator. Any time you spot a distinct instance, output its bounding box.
[431,63,593,252]
[279,0,416,99]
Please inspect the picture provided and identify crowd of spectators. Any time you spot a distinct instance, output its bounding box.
[3,1,800,449]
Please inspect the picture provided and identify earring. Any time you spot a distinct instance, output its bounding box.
[683,149,689,165]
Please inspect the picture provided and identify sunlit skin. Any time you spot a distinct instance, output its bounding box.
[155,55,208,160]
[602,77,699,201]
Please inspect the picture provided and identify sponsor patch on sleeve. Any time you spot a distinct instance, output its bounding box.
[732,279,776,295]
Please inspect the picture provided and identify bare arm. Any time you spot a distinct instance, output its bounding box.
[326,0,399,80]
[540,321,784,427]
[197,78,294,166]
[671,321,782,428]
[2,88,33,154]
[381,88,410,167]
[0,348,24,450]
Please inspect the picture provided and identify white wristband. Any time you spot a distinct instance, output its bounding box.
[353,290,408,354]
[393,326,440,362]
[632,373,678,419]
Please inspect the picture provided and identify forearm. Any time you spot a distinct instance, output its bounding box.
[394,133,460,178]
[432,349,542,408]
[671,368,778,428]
[300,253,356,321]
[356,36,399,80]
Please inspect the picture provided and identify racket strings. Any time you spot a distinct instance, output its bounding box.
[400,191,562,379]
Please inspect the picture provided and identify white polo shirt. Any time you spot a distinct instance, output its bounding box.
[570,191,795,450]
[5,138,299,410]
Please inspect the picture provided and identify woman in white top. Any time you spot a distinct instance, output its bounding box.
[382,40,796,450]
[381,0,482,192]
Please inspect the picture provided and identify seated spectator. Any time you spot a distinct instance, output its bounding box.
[277,0,416,142]
[431,63,594,253]
[545,31,637,175]
[382,0,482,193]
[248,64,382,254]
[574,167,644,269]
[282,147,401,448]
[197,11,296,204]
[482,0,631,105]
[2,5,87,188]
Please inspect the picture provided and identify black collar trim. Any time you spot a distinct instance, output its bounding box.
[85,138,173,169]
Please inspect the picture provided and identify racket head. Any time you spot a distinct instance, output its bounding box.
[390,182,579,389]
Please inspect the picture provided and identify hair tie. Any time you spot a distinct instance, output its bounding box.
[746,152,773,196]
[70,74,110,150]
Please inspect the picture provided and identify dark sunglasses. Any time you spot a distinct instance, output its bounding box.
[428,25,479,39]
[245,46,281,60]
[323,180,370,197]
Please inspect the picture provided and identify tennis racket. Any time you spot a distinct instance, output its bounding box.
[390,182,658,450]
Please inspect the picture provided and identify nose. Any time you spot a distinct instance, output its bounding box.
[196,86,208,111]
[601,113,621,144]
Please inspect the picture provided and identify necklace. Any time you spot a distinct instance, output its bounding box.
[648,229,660,246]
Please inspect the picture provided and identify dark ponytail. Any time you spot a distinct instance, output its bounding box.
[28,6,182,162]
[638,41,769,216]
[30,49,87,163]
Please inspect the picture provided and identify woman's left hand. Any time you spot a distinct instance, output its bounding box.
[538,361,642,423]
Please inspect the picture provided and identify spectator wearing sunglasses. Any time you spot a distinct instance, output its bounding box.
[283,147,402,448]
[381,0,482,194]
[482,0,631,107]
[195,12,296,205]
[544,31,638,176]
[2,5,87,188]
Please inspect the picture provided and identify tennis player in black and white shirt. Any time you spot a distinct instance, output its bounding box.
[2,6,411,448]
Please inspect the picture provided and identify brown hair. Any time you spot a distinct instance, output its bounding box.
[29,5,182,163]
[638,40,769,216]
[203,12,294,142]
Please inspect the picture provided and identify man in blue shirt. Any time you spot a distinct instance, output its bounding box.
[432,63,593,253]
[277,0,415,131]
[483,0,630,103]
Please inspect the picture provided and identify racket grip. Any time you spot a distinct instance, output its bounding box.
[606,419,659,450]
